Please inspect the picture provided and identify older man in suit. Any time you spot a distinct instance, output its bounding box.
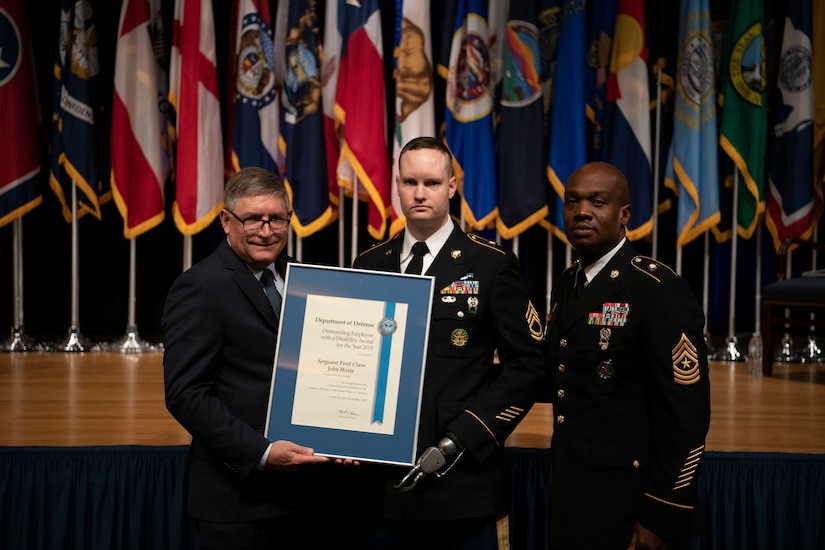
[353,137,546,550]
[162,167,335,549]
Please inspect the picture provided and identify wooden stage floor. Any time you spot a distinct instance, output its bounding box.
[1,352,824,453]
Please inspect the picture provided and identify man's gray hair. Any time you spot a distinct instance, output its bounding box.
[224,167,290,211]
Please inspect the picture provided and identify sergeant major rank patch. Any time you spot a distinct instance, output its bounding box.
[672,333,700,385]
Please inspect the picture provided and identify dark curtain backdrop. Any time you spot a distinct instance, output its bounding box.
[1,446,823,550]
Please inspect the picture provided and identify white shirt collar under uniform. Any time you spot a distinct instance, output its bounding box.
[580,236,626,287]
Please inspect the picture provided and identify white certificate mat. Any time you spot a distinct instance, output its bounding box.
[291,295,406,435]
[265,264,434,466]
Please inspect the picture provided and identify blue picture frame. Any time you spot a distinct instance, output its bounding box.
[265,264,434,466]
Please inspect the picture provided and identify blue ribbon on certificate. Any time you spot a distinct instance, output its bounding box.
[373,302,396,424]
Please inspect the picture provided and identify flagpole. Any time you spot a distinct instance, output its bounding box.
[775,241,799,364]
[675,248,682,275]
[802,226,822,361]
[3,219,42,351]
[703,231,714,355]
[715,170,742,361]
[753,224,762,334]
[105,239,157,353]
[3,219,25,350]
[351,179,359,265]
[183,235,192,271]
[338,187,346,267]
[62,183,94,352]
[545,234,553,316]
[294,234,302,263]
[747,221,764,374]
[651,67,663,260]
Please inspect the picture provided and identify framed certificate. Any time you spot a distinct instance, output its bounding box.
[265,264,434,466]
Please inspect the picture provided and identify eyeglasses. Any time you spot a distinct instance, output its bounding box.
[225,209,291,232]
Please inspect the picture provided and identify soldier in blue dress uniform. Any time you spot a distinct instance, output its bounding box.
[544,162,711,549]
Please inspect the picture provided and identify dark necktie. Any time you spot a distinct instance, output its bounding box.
[405,241,429,275]
[572,268,587,300]
[260,269,282,317]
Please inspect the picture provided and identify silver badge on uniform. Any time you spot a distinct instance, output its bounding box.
[599,327,611,351]
[467,296,478,314]
[597,359,614,379]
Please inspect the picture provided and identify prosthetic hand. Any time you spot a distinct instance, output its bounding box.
[393,433,465,492]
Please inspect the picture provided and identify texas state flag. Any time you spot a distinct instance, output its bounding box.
[333,0,391,240]
[0,0,42,227]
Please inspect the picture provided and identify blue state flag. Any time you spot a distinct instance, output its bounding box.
[765,0,814,250]
[50,0,109,222]
[442,0,497,230]
[495,0,548,239]
[277,0,334,237]
[585,0,618,162]
[545,0,587,241]
[230,0,281,175]
[665,0,721,248]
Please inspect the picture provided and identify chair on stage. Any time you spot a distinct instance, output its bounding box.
[762,237,825,376]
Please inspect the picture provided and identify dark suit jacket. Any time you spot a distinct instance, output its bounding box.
[544,240,711,548]
[353,222,546,521]
[162,239,302,522]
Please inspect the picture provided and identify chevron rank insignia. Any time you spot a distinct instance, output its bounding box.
[672,333,700,385]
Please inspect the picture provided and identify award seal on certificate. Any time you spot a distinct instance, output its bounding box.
[379,317,398,335]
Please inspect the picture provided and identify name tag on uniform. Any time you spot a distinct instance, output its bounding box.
[587,302,630,326]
